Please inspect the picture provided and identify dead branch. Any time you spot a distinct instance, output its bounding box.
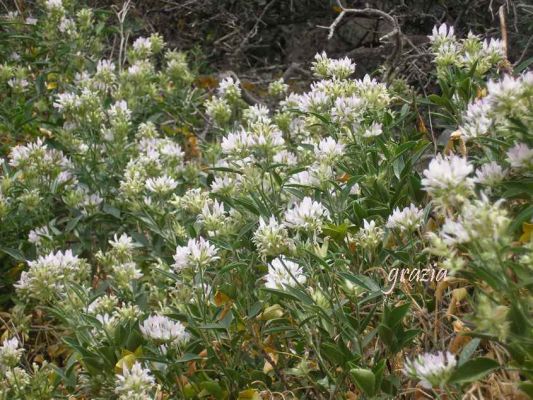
[325,0,403,81]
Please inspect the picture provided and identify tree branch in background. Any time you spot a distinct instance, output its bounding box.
[325,0,403,81]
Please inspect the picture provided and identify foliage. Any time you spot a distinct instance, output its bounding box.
[0,2,531,399]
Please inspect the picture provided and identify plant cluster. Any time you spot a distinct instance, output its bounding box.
[0,2,532,399]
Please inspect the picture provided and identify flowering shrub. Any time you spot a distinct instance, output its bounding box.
[0,2,532,399]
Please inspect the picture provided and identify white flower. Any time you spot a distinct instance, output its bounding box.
[96,313,118,332]
[440,219,470,245]
[109,233,136,253]
[482,38,505,61]
[354,75,391,110]
[253,216,291,257]
[311,52,355,79]
[297,91,330,113]
[28,225,50,245]
[7,78,29,91]
[439,195,509,246]
[421,154,474,205]
[210,176,236,193]
[265,256,306,289]
[115,362,155,399]
[249,125,285,151]
[459,99,492,140]
[132,37,152,57]
[474,162,507,186]
[268,78,288,96]
[53,92,79,112]
[314,137,345,161]
[404,351,457,389]
[14,250,89,301]
[487,75,522,103]
[172,237,219,271]
[111,262,143,286]
[140,315,190,345]
[45,0,63,11]
[288,170,320,187]
[108,100,131,123]
[506,143,533,170]
[349,183,361,195]
[145,175,178,194]
[284,197,330,232]
[217,76,241,100]
[273,150,297,166]
[0,337,24,371]
[387,204,424,232]
[97,59,115,74]
[327,57,356,79]
[80,193,103,214]
[205,96,231,124]
[197,200,227,235]
[428,23,455,44]
[58,17,76,35]
[244,104,270,124]
[331,95,364,124]
[356,219,384,248]
[87,294,118,314]
[160,141,184,160]
[363,122,383,138]
[221,130,253,155]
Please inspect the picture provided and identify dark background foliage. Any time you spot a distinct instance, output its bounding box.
[88,0,532,80]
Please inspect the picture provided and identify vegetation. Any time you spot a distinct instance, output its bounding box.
[0,1,531,399]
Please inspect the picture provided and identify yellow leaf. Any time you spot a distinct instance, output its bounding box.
[46,81,57,90]
[417,114,428,135]
[115,347,143,373]
[238,389,261,400]
[519,222,533,243]
[258,304,284,320]
[214,291,231,307]
[195,75,218,89]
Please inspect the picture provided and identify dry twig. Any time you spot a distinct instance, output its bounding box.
[325,0,403,81]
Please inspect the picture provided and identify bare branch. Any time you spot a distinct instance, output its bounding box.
[326,0,403,81]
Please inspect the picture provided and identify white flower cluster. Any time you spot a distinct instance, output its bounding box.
[387,204,424,232]
[264,256,306,289]
[115,362,155,400]
[422,154,474,208]
[15,250,90,302]
[404,351,457,388]
[0,338,24,372]
[284,197,330,234]
[253,216,293,257]
[429,23,505,76]
[140,315,190,345]
[460,72,533,141]
[172,237,219,271]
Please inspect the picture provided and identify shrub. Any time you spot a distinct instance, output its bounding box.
[0,2,531,399]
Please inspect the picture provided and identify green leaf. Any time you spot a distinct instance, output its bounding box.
[518,381,533,399]
[0,246,25,261]
[339,272,381,293]
[321,342,347,365]
[199,381,224,400]
[176,353,203,363]
[385,303,410,328]
[458,338,480,365]
[448,357,499,385]
[323,222,349,242]
[103,204,121,218]
[349,368,376,397]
